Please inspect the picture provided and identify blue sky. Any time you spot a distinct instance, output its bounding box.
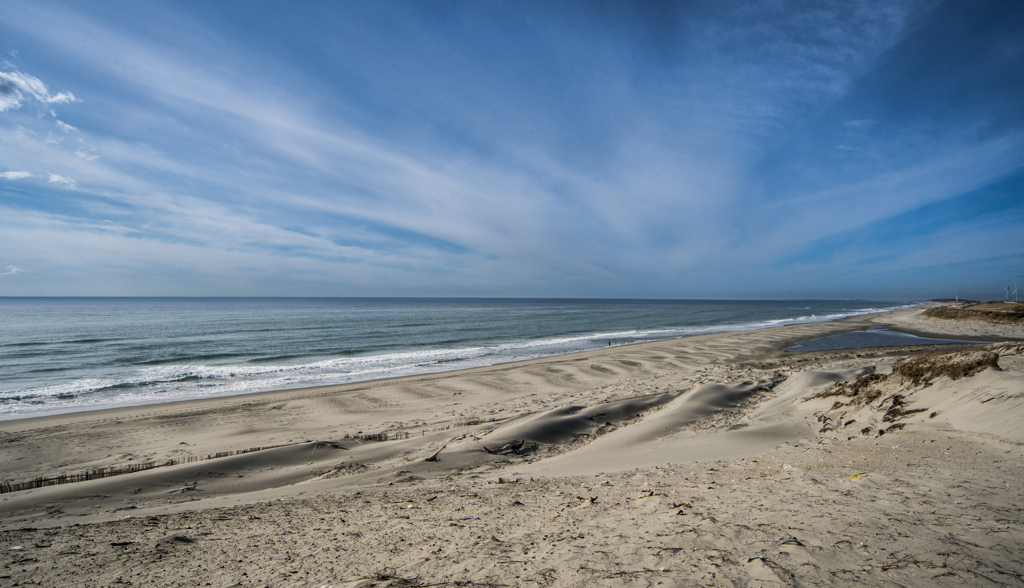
[1,0,1022,300]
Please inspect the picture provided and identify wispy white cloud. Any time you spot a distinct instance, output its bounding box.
[46,173,75,188]
[45,91,76,104]
[74,148,98,160]
[1,170,32,180]
[0,266,21,276]
[0,69,77,111]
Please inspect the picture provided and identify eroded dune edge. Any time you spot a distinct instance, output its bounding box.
[2,306,1023,587]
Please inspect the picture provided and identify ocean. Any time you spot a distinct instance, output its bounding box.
[0,298,909,420]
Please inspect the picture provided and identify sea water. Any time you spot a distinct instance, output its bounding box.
[0,298,909,419]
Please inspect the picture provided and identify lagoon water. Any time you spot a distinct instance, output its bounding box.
[785,326,979,352]
[0,298,908,419]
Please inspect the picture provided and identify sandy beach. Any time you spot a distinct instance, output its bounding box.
[2,306,1023,587]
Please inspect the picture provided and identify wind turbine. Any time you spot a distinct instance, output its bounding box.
[1011,273,1024,302]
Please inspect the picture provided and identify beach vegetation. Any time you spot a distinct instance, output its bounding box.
[923,302,1024,325]
[811,344,1014,437]
[894,350,999,387]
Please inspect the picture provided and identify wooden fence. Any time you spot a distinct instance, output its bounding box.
[2,415,514,494]
[0,444,283,494]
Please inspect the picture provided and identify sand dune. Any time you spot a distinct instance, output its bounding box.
[477,391,678,447]
[2,310,1023,587]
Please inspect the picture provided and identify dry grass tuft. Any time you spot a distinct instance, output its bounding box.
[893,350,999,387]
[811,373,885,405]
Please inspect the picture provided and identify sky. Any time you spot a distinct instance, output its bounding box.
[1,0,1022,300]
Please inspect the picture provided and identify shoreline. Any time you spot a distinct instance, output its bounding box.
[0,303,913,424]
[2,306,1022,587]
[0,305,932,426]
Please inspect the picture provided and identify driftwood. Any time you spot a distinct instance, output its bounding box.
[424,445,446,462]
[481,439,525,455]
